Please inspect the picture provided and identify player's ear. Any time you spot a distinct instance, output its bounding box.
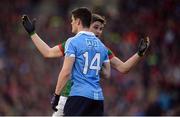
[77,18,81,25]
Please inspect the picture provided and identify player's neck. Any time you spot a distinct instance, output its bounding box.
[77,25,89,33]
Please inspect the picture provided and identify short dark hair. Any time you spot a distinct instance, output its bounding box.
[92,14,106,25]
[71,7,92,28]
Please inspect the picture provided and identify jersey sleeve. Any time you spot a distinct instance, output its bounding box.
[103,48,110,63]
[58,41,66,56]
[65,38,76,57]
[107,48,115,60]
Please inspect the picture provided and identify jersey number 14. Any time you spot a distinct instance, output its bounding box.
[83,52,100,75]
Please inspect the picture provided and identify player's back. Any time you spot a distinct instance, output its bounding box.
[65,31,109,100]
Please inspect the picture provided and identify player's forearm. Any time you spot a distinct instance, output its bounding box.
[101,62,111,79]
[120,53,141,73]
[101,68,110,79]
[112,37,150,74]
[111,53,141,74]
[55,71,70,95]
[30,33,52,57]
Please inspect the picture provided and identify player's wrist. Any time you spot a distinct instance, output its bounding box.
[54,93,60,97]
[137,51,144,57]
[51,93,60,104]
[29,31,36,36]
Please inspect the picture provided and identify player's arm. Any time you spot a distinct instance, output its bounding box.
[22,15,63,58]
[31,34,63,58]
[51,38,75,111]
[110,54,140,74]
[101,49,111,79]
[55,56,74,95]
[51,56,75,111]
[101,61,111,79]
[110,37,150,74]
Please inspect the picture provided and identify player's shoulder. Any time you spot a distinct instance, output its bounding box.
[65,33,86,49]
[65,36,77,45]
[96,38,107,49]
[66,32,84,43]
[64,37,76,51]
[66,36,75,42]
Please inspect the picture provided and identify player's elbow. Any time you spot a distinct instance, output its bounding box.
[43,53,51,58]
[102,69,111,79]
[104,72,110,79]
[120,66,130,74]
[59,71,71,81]
[43,49,62,58]
[61,69,71,78]
[117,66,130,74]
[41,49,51,58]
[121,69,130,74]
[63,73,71,78]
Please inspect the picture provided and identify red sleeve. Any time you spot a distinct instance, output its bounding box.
[107,47,115,60]
[58,43,65,56]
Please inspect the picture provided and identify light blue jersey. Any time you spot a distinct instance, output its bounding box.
[65,31,109,100]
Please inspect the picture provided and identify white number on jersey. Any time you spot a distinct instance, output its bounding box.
[83,52,100,75]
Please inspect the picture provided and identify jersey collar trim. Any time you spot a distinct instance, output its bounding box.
[77,31,95,36]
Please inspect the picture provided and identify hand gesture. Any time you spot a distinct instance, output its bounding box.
[22,15,36,36]
[137,37,150,56]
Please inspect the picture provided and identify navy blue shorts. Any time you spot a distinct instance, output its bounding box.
[64,96,104,116]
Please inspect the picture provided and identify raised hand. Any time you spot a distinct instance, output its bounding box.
[22,15,36,36]
[137,37,150,57]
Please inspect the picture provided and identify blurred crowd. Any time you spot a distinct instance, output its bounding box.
[0,0,180,115]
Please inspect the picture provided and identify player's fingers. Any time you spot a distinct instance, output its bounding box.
[22,17,25,22]
[140,38,143,44]
[143,37,148,45]
[22,15,30,22]
[146,36,149,42]
[22,15,27,20]
[22,15,25,19]
[22,17,26,25]
[146,36,150,46]
[22,20,25,25]
[52,106,58,112]
[32,18,36,26]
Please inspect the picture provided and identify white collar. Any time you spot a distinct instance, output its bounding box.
[77,31,95,36]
